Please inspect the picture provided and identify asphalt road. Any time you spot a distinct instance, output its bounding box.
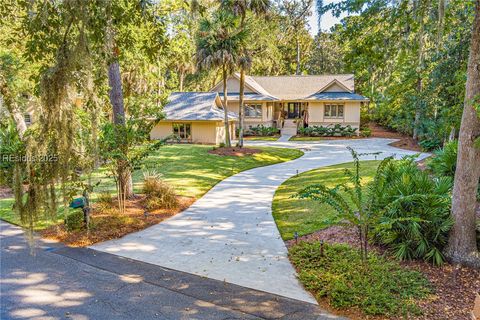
[0,221,340,320]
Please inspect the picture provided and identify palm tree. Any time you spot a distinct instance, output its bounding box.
[196,11,247,147]
[220,0,271,147]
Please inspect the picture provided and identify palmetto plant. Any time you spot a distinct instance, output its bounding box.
[296,147,381,262]
[371,157,453,265]
[427,140,458,177]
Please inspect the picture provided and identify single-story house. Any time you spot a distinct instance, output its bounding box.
[150,74,368,144]
[210,73,368,135]
[150,92,237,144]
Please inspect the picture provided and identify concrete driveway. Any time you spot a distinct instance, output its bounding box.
[1,221,340,320]
[92,138,428,304]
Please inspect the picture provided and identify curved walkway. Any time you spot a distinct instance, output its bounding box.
[92,138,428,304]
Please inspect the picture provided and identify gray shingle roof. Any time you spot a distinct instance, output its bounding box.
[218,92,278,101]
[163,92,237,121]
[249,74,356,100]
[306,92,369,101]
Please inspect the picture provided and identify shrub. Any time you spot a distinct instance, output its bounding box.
[427,140,458,177]
[360,127,372,137]
[65,210,85,231]
[426,140,480,200]
[419,138,442,151]
[360,113,371,129]
[245,124,279,136]
[96,191,114,209]
[296,147,382,261]
[143,172,178,210]
[289,242,430,316]
[371,157,453,265]
[297,124,357,137]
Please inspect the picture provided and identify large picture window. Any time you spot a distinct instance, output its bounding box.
[245,104,262,118]
[324,104,344,119]
[173,123,191,140]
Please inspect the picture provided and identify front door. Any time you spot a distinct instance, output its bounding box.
[287,103,300,118]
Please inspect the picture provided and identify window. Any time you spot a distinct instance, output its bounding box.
[324,104,344,119]
[172,123,191,140]
[245,104,262,118]
[24,113,32,125]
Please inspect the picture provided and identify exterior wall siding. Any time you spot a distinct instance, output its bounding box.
[150,122,172,140]
[191,122,218,144]
[150,121,229,144]
[308,101,361,126]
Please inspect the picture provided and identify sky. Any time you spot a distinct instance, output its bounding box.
[308,0,348,35]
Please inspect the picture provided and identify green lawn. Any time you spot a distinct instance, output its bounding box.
[272,160,380,240]
[0,144,303,228]
[243,136,280,141]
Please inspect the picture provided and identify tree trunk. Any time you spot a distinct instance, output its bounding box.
[179,70,185,92]
[413,10,425,141]
[222,66,231,147]
[238,67,245,148]
[10,105,27,139]
[445,0,480,268]
[108,59,133,199]
[296,38,301,75]
[0,86,27,139]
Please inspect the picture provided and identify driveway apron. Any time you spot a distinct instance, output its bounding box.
[92,138,428,304]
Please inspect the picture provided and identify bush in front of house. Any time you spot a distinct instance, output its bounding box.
[65,210,85,231]
[244,124,280,136]
[298,124,358,137]
[360,127,372,137]
[142,171,178,210]
[289,242,430,317]
[370,157,453,265]
[296,149,454,265]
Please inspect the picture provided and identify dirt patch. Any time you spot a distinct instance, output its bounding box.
[40,195,195,247]
[403,260,480,320]
[0,186,14,199]
[369,122,422,152]
[285,226,360,248]
[208,147,262,157]
[287,226,480,320]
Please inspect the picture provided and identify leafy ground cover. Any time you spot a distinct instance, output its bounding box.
[288,226,480,320]
[272,160,379,240]
[289,241,431,317]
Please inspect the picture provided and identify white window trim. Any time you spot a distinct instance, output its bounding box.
[245,104,262,118]
[324,104,345,119]
[172,122,192,140]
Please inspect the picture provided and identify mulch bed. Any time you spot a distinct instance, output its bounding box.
[208,147,262,157]
[368,122,422,152]
[40,195,195,247]
[287,226,480,320]
[291,122,422,152]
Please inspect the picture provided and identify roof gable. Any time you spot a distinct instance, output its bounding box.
[209,74,359,100]
[316,79,353,93]
[250,74,355,100]
[210,74,278,99]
